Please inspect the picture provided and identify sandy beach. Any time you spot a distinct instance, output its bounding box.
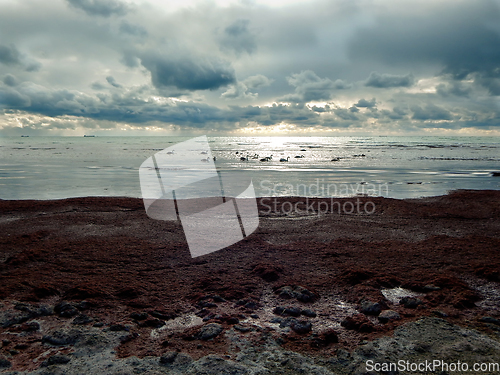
[0,190,499,374]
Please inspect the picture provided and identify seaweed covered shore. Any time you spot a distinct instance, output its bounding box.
[0,190,499,374]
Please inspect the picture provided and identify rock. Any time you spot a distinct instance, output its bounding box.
[93,322,104,327]
[341,314,374,333]
[141,319,165,328]
[378,310,401,323]
[109,324,128,331]
[72,314,93,325]
[291,320,312,334]
[2,339,10,347]
[279,317,297,328]
[149,310,176,320]
[20,321,40,331]
[42,329,82,346]
[400,297,423,309]
[284,307,301,317]
[119,333,139,344]
[198,323,223,340]
[273,306,286,316]
[301,309,317,318]
[244,301,258,310]
[212,295,226,303]
[226,317,239,325]
[41,354,71,367]
[273,306,302,317]
[198,301,218,308]
[423,284,441,292]
[130,312,149,321]
[0,356,11,368]
[360,300,382,316]
[480,316,500,326]
[311,329,338,347]
[160,351,178,365]
[0,304,52,328]
[54,301,79,318]
[14,343,29,350]
[276,285,318,303]
[234,324,253,333]
[432,310,448,318]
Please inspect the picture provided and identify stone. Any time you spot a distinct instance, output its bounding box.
[198,323,223,340]
[54,301,79,318]
[284,307,301,317]
[341,314,374,333]
[41,354,71,367]
[72,314,93,325]
[109,324,128,331]
[400,297,423,309]
[160,351,178,365]
[0,356,11,368]
[42,329,82,346]
[378,310,401,323]
[480,316,500,326]
[234,324,253,333]
[423,284,441,292]
[301,309,317,318]
[130,312,148,321]
[291,320,312,334]
[273,306,286,315]
[20,321,40,331]
[360,300,382,316]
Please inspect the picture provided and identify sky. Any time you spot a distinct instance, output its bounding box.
[0,0,500,136]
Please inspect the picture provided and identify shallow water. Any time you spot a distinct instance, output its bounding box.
[0,136,499,200]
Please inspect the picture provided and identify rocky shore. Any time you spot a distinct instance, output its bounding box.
[0,190,499,374]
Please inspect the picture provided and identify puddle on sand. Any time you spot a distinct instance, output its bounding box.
[381,287,424,305]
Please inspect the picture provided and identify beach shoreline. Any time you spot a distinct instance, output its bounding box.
[0,190,499,373]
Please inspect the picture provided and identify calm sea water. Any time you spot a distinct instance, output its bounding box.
[0,136,499,200]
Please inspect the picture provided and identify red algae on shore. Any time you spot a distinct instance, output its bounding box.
[0,190,499,371]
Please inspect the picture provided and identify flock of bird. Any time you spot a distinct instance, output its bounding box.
[164,149,364,163]
[234,151,347,162]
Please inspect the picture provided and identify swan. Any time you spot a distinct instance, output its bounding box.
[201,151,208,155]
[279,157,290,162]
[201,156,210,162]
[294,155,304,158]
[166,150,174,155]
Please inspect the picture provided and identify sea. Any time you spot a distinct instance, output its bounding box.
[0,136,499,200]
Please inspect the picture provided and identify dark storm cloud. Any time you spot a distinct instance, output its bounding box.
[365,72,414,88]
[282,70,350,103]
[3,74,18,87]
[411,104,452,121]
[140,54,236,91]
[354,98,376,108]
[436,82,472,98]
[0,44,41,72]
[349,1,500,89]
[218,19,257,56]
[119,21,148,38]
[106,76,122,88]
[334,108,360,121]
[0,79,322,129]
[66,0,129,17]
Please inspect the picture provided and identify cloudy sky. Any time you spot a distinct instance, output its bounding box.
[1,0,500,136]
